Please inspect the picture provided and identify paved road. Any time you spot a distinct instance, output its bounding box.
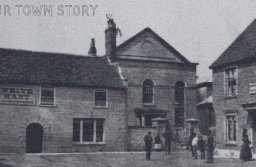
[0,150,255,167]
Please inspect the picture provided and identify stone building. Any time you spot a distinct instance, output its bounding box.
[0,48,127,153]
[106,18,198,150]
[210,19,256,155]
[0,18,198,153]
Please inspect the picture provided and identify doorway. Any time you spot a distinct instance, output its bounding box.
[249,111,256,151]
[26,123,43,153]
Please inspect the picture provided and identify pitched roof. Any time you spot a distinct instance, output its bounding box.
[0,48,124,88]
[116,27,197,65]
[210,19,256,69]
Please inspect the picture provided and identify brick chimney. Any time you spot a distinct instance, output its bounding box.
[105,16,117,60]
[88,38,97,56]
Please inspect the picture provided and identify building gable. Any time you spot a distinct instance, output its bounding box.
[116,28,192,64]
[210,19,256,69]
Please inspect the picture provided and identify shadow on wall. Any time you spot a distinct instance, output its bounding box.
[0,158,15,167]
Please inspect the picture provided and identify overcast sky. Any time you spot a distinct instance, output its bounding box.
[0,0,256,82]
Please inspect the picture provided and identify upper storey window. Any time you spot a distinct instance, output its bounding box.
[40,87,54,106]
[225,68,237,97]
[142,79,154,104]
[95,89,107,107]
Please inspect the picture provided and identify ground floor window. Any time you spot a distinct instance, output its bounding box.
[137,114,161,127]
[145,115,154,127]
[225,114,237,143]
[73,118,104,143]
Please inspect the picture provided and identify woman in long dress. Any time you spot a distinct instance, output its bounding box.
[240,129,252,161]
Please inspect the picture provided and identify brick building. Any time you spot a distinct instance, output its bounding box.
[0,18,198,153]
[210,19,256,154]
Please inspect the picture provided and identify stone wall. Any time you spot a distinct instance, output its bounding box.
[0,84,127,153]
[117,60,197,128]
[127,126,157,151]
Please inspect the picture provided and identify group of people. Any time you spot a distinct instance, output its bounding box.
[144,129,179,160]
[144,127,255,163]
[189,129,214,163]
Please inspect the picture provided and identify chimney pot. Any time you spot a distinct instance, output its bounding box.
[88,38,97,56]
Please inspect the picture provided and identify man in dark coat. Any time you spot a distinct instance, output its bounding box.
[206,130,214,163]
[144,131,153,160]
[162,129,172,155]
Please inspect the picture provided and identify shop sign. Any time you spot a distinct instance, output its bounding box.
[249,83,256,94]
[0,87,36,105]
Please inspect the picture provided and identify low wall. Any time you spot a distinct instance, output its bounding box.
[127,126,157,151]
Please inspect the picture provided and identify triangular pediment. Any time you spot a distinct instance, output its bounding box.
[116,28,191,63]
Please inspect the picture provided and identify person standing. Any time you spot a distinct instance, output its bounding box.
[174,130,180,150]
[144,131,153,160]
[192,133,198,159]
[162,129,172,155]
[206,130,214,163]
[198,135,206,159]
[154,133,162,152]
[240,129,252,161]
[189,128,195,157]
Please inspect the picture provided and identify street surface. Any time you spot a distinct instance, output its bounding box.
[0,149,255,167]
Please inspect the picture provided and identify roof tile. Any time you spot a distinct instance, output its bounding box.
[0,48,124,88]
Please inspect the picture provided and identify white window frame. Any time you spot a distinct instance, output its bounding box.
[39,86,55,106]
[94,89,108,108]
[142,79,155,105]
[225,113,238,145]
[224,67,238,97]
[74,119,105,144]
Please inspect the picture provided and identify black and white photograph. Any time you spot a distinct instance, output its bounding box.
[0,0,256,166]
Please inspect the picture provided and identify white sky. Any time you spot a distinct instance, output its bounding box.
[0,0,256,82]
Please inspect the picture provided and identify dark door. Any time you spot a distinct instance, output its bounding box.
[26,123,43,153]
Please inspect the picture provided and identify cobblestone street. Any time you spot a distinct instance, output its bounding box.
[0,149,255,167]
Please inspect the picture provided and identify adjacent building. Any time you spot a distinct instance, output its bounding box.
[196,82,215,136]
[0,18,198,153]
[0,48,128,153]
[210,19,256,154]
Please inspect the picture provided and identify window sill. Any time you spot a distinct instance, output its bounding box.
[128,126,157,129]
[39,105,57,108]
[73,142,106,145]
[142,103,155,107]
[224,96,237,99]
[93,106,108,109]
[174,126,185,130]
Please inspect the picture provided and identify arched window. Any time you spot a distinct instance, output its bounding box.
[143,79,154,104]
[175,81,185,127]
